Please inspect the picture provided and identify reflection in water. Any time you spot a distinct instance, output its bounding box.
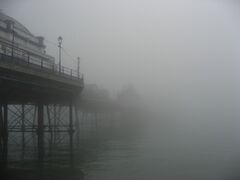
[82,123,240,180]
[82,138,240,180]
[4,115,240,180]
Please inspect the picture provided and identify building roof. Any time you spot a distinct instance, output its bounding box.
[0,11,33,36]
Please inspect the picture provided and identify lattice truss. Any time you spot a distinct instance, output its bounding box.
[7,104,76,161]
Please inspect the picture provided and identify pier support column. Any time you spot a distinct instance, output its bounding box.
[47,105,53,157]
[69,102,74,154]
[75,107,80,145]
[21,105,25,160]
[1,103,8,169]
[53,105,57,146]
[0,104,3,167]
[37,103,44,162]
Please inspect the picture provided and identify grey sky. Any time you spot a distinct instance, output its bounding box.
[2,2,240,179]
[1,0,240,100]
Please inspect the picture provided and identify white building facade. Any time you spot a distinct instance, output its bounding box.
[0,12,55,66]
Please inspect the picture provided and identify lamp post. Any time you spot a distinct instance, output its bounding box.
[77,56,80,78]
[11,22,15,58]
[58,36,63,73]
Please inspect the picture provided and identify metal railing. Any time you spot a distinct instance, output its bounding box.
[0,39,83,81]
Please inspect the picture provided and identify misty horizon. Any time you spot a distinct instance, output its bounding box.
[1,1,240,179]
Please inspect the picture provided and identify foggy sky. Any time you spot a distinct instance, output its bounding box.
[2,0,240,163]
[2,2,240,178]
[1,0,240,112]
[2,1,240,179]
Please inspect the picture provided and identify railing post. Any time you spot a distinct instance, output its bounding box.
[41,59,43,68]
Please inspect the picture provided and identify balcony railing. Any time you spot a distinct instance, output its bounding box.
[0,39,83,81]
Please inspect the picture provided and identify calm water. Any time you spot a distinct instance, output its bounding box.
[7,118,240,180]
[82,131,240,180]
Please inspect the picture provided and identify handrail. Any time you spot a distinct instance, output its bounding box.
[0,39,83,81]
[0,38,50,61]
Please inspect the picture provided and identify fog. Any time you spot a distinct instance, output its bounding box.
[2,0,240,179]
[2,0,239,92]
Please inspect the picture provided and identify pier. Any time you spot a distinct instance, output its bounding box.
[0,39,84,168]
